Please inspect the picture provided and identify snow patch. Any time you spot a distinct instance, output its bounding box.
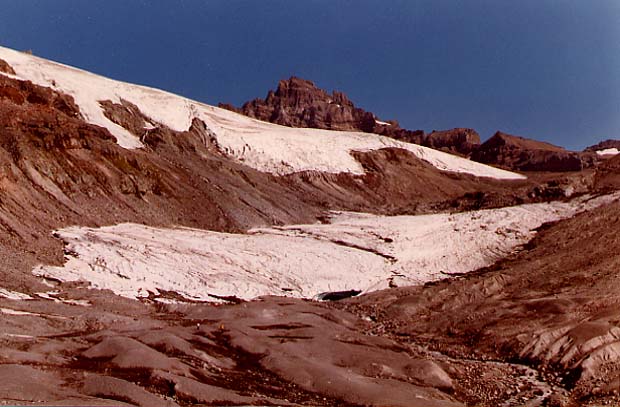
[0,288,32,300]
[0,308,39,316]
[32,193,619,301]
[33,291,90,306]
[596,148,619,156]
[1,333,35,339]
[374,119,391,126]
[0,46,523,180]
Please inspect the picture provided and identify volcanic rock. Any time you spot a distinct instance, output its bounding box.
[82,375,179,407]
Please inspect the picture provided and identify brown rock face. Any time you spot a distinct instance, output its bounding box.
[0,58,15,75]
[219,77,478,155]
[595,153,620,190]
[224,77,380,132]
[471,131,587,172]
[425,128,481,155]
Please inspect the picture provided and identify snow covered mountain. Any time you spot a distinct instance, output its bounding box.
[0,46,523,179]
[1,45,620,406]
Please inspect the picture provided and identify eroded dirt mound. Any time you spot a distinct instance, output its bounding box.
[0,293,463,406]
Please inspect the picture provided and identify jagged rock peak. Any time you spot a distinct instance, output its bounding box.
[220,76,375,132]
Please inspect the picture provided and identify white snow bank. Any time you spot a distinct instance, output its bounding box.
[375,119,391,126]
[596,148,619,156]
[34,224,387,301]
[33,193,619,301]
[0,308,40,316]
[0,288,32,300]
[0,46,523,180]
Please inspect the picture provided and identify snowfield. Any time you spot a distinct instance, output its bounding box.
[33,193,619,302]
[596,148,619,156]
[375,119,392,126]
[0,46,523,179]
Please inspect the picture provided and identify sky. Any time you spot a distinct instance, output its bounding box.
[1,0,619,150]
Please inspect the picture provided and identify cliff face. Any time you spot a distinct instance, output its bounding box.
[222,77,379,132]
[425,128,481,155]
[247,77,377,132]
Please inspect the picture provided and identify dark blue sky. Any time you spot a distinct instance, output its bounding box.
[1,1,619,149]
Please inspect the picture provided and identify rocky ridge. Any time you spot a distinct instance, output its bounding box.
[471,131,597,172]
[222,78,604,172]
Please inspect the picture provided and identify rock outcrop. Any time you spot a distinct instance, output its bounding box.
[226,77,377,132]
[470,131,590,172]
[222,78,614,171]
[425,128,481,155]
[0,58,15,75]
[595,153,620,190]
